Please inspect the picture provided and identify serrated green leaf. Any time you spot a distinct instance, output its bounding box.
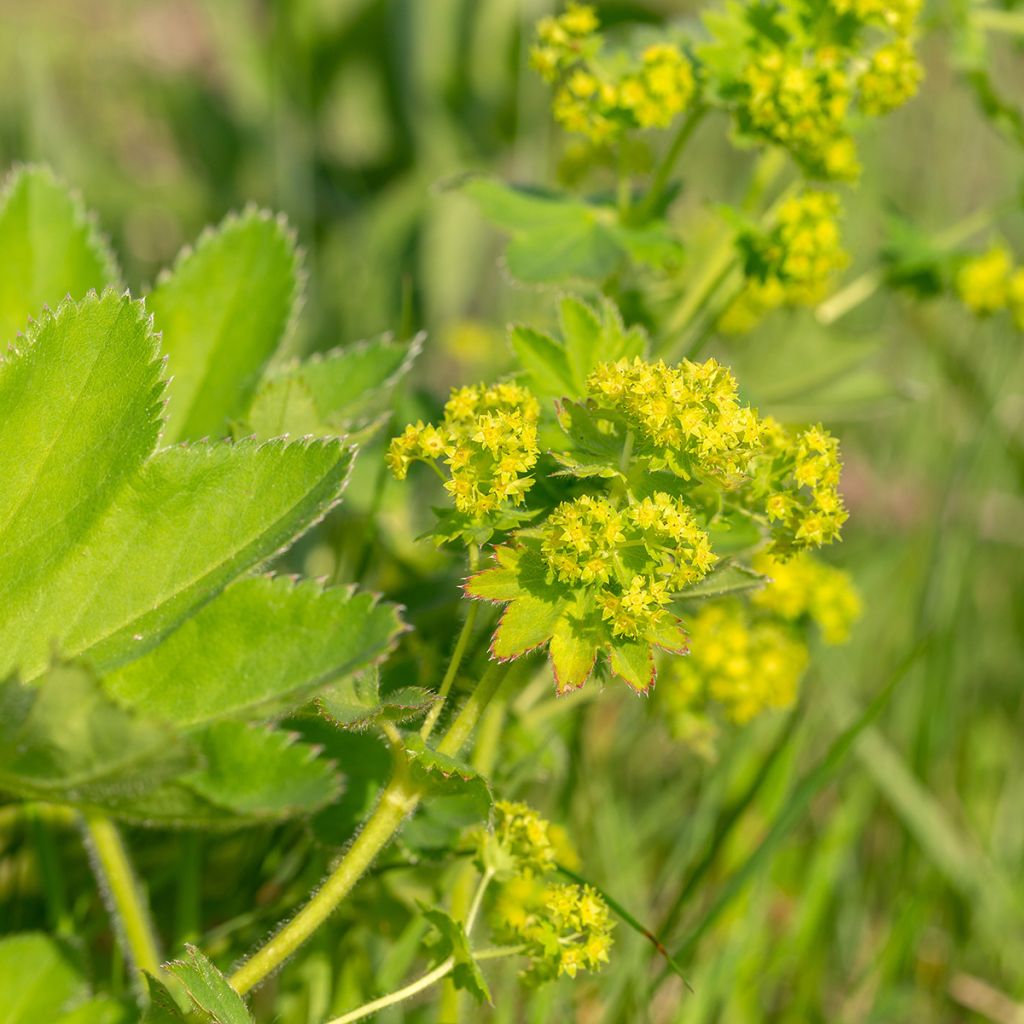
[463,178,667,284]
[183,722,340,819]
[422,909,492,1005]
[0,428,353,680]
[549,612,601,694]
[0,293,164,623]
[150,208,300,443]
[560,295,603,392]
[0,933,89,1024]
[165,946,253,1024]
[0,165,119,342]
[506,220,623,283]
[647,615,689,656]
[103,722,340,827]
[491,595,563,660]
[317,667,435,731]
[246,333,422,439]
[404,734,492,818]
[509,325,575,400]
[105,577,405,727]
[608,641,655,693]
[0,665,194,807]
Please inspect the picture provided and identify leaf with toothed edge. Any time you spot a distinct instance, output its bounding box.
[404,734,492,818]
[609,641,656,693]
[511,295,648,401]
[549,608,602,695]
[491,596,564,661]
[148,206,301,443]
[165,946,254,1024]
[103,722,341,827]
[0,665,195,808]
[245,332,424,440]
[0,427,355,681]
[0,165,120,343]
[465,543,679,694]
[647,615,689,656]
[317,666,435,731]
[104,576,407,727]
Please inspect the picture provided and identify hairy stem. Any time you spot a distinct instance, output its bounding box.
[82,812,163,989]
[228,661,508,995]
[327,945,526,1024]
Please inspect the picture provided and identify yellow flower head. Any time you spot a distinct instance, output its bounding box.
[752,552,862,644]
[386,381,540,520]
[858,39,923,116]
[957,245,1014,316]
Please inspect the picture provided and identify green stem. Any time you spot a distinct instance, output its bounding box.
[420,546,482,742]
[27,806,72,937]
[634,105,708,224]
[228,662,508,995]
[82,812,163,989]
[327,945,526,1024]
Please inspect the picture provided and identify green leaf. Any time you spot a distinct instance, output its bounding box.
[549,610,601,694]
[0,165,119,342]
[0,293,164,627]
[461,178,679,284]
[149,207,300,443]
[608,641,655,693]
[183,722,340,820]
[509,326,575,400]
[246,333,422,439]
[0,429,353,680]
[0,665,194,807]
[165,945,254,1024]
[646,615,689,656]
[422,909,492,1005]
[105,576,405,727]
[560,295,604,392]
[318,667,435,731]
[404,734,492,818]
[105,722,341,827]
[0,933,90,1024]
[491,595,563,660]
[142,975,190,1023]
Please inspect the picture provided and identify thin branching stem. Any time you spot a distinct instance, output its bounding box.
[82,812,163,991]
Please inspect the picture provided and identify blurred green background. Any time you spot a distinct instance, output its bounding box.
[1,1,1023,1021]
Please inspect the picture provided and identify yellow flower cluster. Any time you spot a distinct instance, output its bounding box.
[956,245,1024,328]
[858,40,923,116]
[833,0,921,35]
[742,48,859,179]
[485,800,557,879]
[540,493,715,638]
[493,877,614,982]
[587,357,763,477]
[386,382,540,518]
[533,5,694,142]
[723,191,848,332]
[661,601,808,726]
[752,552,862,644]
[762,420,848,551]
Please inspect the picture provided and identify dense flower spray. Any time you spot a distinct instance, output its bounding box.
[390,312,849,696]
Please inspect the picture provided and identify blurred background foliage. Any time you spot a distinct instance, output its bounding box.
[1,0,1023,1022]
